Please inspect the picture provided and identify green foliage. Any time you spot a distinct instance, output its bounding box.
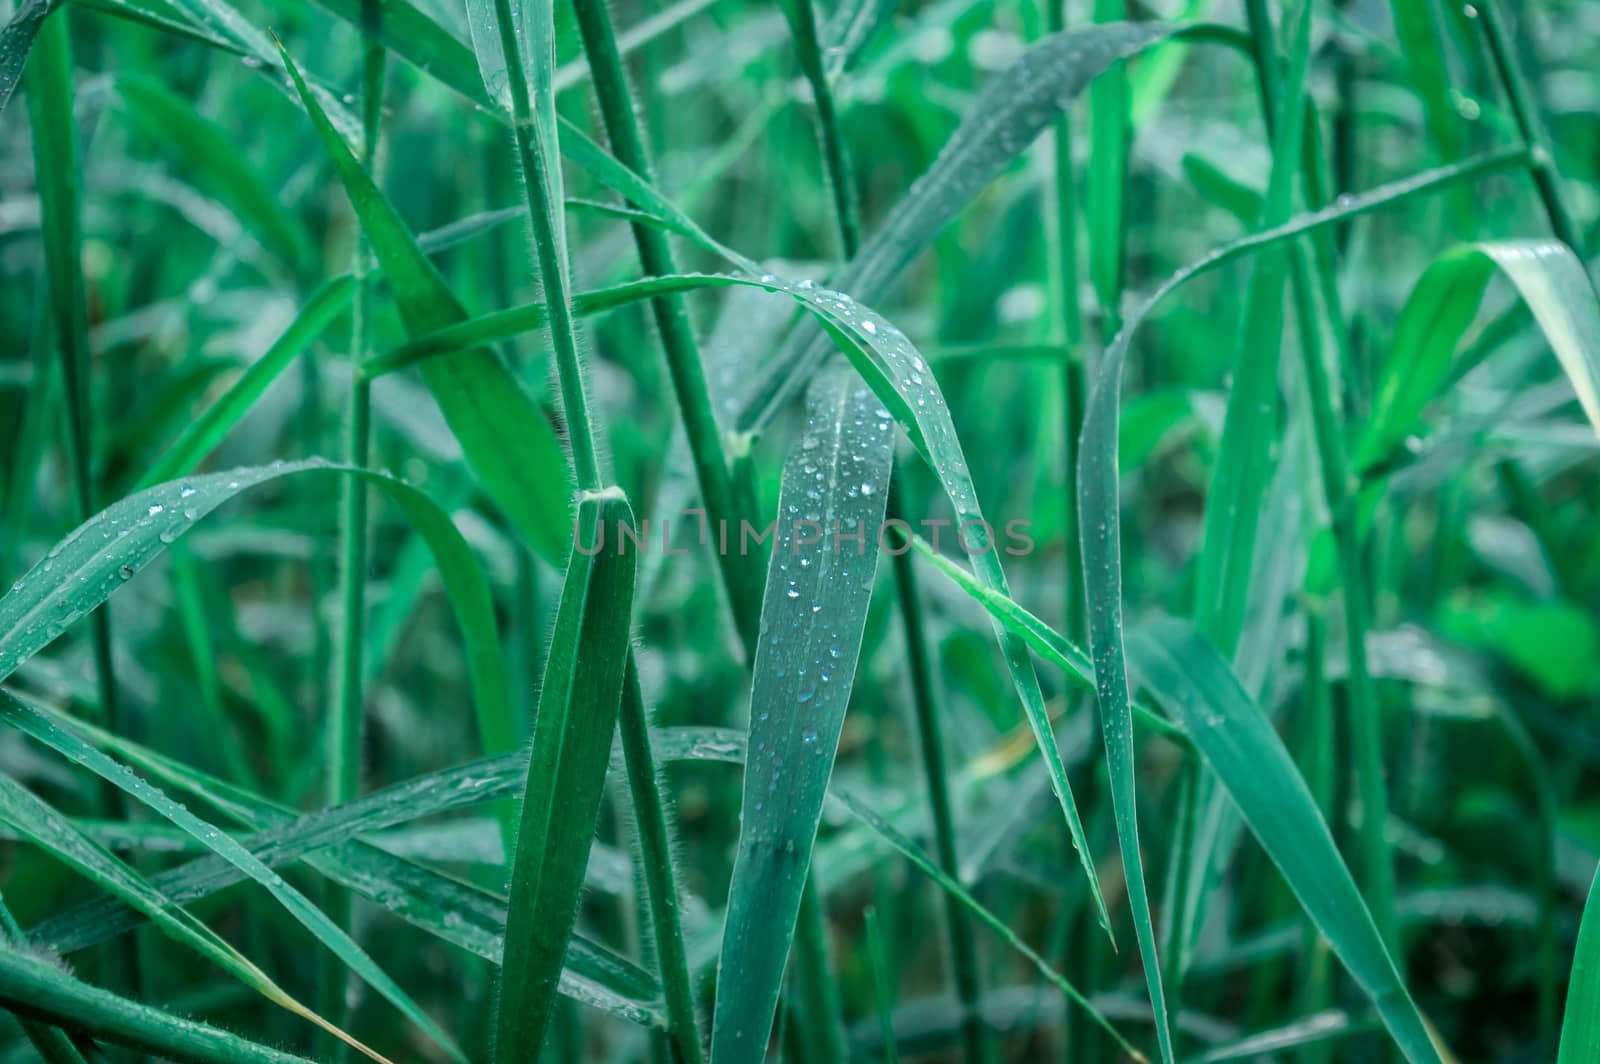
[5,0,1600,1060]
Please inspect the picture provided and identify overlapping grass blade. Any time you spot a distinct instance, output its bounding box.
[829,789,1149,1063]
[0,769,386,1060]
[1356,240,1600,472]
[710,365,894,1060]
[496,489,639,1060]
[0,687,467,1062]
[735,20,1230,431]
[279,43,573,562]
[27,719,663,1027]
[0,0,53,114]
[0,463,514,770]
[1126,619,1440,1062]
[1559,867,1600,1063]
[0,943,313,1064]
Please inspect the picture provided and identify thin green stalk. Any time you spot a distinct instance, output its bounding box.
[865,906,900,1064]
[794,883,846,1063]
[891,490,988,1064]
[1473,0,1586,255]
[1298,609,1335,1064]
[1242,0,1396,952]
[25,5,140,1001]
[322,5,384,1049]
[1043,0,1086,648]
[490,0,601,493]
[1087,0,1129,343]
[783,0,860,256]
[618,657,705,1064]
[569,0,763,655]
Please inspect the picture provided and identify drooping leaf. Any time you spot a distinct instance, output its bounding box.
[1560,867,1600,1064]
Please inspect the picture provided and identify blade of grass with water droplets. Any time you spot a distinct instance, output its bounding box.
[0,688,467,1062]
[496,488,639,1060]
[279,43,573,562]
[0,769,388,1061]
[710,365,894,1062]
[0,0,53,114]
[0,943,313,1064]
[25,727,661,1025]
[1,463,515,774]
[734,20,1232,432]
[1125,618,1441,1064]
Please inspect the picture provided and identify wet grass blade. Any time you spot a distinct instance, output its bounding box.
[0,943,314,1064]
[496,488,639,1060]
[710,365,894,1061]
[0,769,387,1061]
[0,463,514,769]
[0,0,53,114]
[1559,867,1600,1064]
[1126,619,1441,1063]
[735,20,1230,432]
[0,687,467,1062]
[279,43,574,562]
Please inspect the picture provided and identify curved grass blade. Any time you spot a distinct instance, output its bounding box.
[1355,240,1600,473]
[734,20,1238,433]
[0,688,467,1063]
[0,943,313,1064]
[27,723,661,1027]
[496,488,639,1061]
[0,462,514,772]
[279,43,573,563]
[140,278,354,486]
[1126,618,1441,1064]
[710,365,894,1062]
[0,770,388,1061]
[366,265,1118,951]
[0,0,54,114]
[116,76,312,270]
[1560,867,1600,1063]
[1074,151,1522,1064]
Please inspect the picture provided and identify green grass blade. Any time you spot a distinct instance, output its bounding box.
[27,726,661,1026]
[1,463,515,774]
[139,278,354,486]
[709,365,894,1062]
[0,688,468,1063]
[829,789,1150,1063]
[0,769,387,1060]
[0,943,313,1064]
[279,43,574,561]
[1357,240,1600,473]
[1559,867,1600,1064]
[1126,619,1441,1063]
[735,20,1220,433]
[496,488,638,1060]
[0,0,52,114]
